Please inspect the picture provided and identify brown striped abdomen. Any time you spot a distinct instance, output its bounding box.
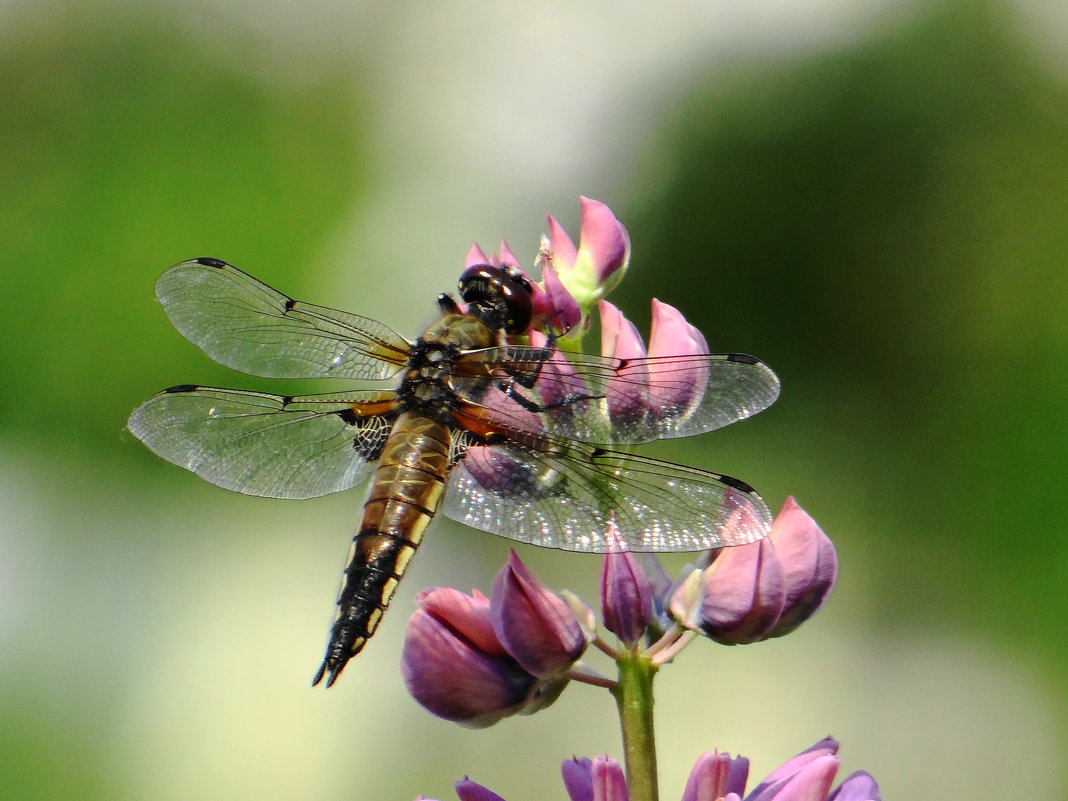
[312,411,451,687]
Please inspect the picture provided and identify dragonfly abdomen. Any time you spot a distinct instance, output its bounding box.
[313,412,451,687]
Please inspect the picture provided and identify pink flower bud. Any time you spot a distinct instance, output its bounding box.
[537,198,631,334]
[646,298,709,416]
[681,749,750,801]
[599,300,649,425]
[746,738,840,801]
[764,497,838,638]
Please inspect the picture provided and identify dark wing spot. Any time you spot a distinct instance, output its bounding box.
[280,395,294,406]
[194,257,229,268]
[335,408,359,425]
[726,353,759,365]
[164,384,199,393]
[590,446,607,459]
[284,298,297,311]
[716,473,757,494]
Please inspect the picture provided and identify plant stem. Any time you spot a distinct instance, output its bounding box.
[611,653,659,801]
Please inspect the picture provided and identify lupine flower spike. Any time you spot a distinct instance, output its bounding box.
[409,198,875,801]
[436,738,880,801]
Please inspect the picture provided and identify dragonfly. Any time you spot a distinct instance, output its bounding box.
[128,257,780,687]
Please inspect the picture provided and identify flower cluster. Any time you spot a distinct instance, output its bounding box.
[421,738,880,801]
[402,498,835,727]
[402,552,591,728]
[466,195,630,341]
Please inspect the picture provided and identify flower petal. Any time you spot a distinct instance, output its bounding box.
[561,757,594,801]
[746,755,838,801]
[546,213,579,269]
[465,243,490,269]
[645,299,709,416]
[527,330,592,415]
[455,777,509,801]
[415,586,502,656]
[577,196,630,288]
[491,550,587,677]
[590,755,628,801]
[764,498,837,638]
[826,771,881,801]
[599,300,648,425]
[746,739,840,800]
[682,749,750,801]
[401,607,534,727]
[684,540,786,644]
[541,264,583,332]
[497,240,520,267]
[601,544,652,646]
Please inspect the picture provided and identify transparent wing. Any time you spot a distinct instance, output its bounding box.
[155,258,411,380]
[454,346,780,446]
[128,385,398,499]
[440,405,772,553]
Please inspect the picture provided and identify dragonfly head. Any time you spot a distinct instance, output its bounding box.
[458,264,534,335]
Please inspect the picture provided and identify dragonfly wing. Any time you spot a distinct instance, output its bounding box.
[454,347,780,446]
[440,410,772,553]
[128,386,398,499]
[156,258,411,380]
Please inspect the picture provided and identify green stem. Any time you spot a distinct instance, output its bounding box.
[611,654,659,801]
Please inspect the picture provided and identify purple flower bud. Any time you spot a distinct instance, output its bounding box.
[827,771,881,801]
[455,778,508,801]
[491,550,589,678]
[560,755,628,801]
[824,773,884,801]
[764,497,838,638]
[681,749,750,801]
[600,543,652,646]
[561,757,594,801]
[746,738,840,801]
[672,539,786,645]
[670,499,836,644]
[401,587,536,728]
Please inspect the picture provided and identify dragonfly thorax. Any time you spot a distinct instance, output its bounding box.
[397,324,492,422]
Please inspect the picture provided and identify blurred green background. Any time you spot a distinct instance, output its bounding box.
[2,1,1065,798]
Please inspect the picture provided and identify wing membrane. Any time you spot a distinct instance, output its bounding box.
[456,346,780,446]
[128,386,398,499]
[156,259,410,380]
[441,407,772,553]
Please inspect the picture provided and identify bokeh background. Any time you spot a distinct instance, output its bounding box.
[2,0,1066,798]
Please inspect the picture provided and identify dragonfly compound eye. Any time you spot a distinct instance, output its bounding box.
[458,264,533,335]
